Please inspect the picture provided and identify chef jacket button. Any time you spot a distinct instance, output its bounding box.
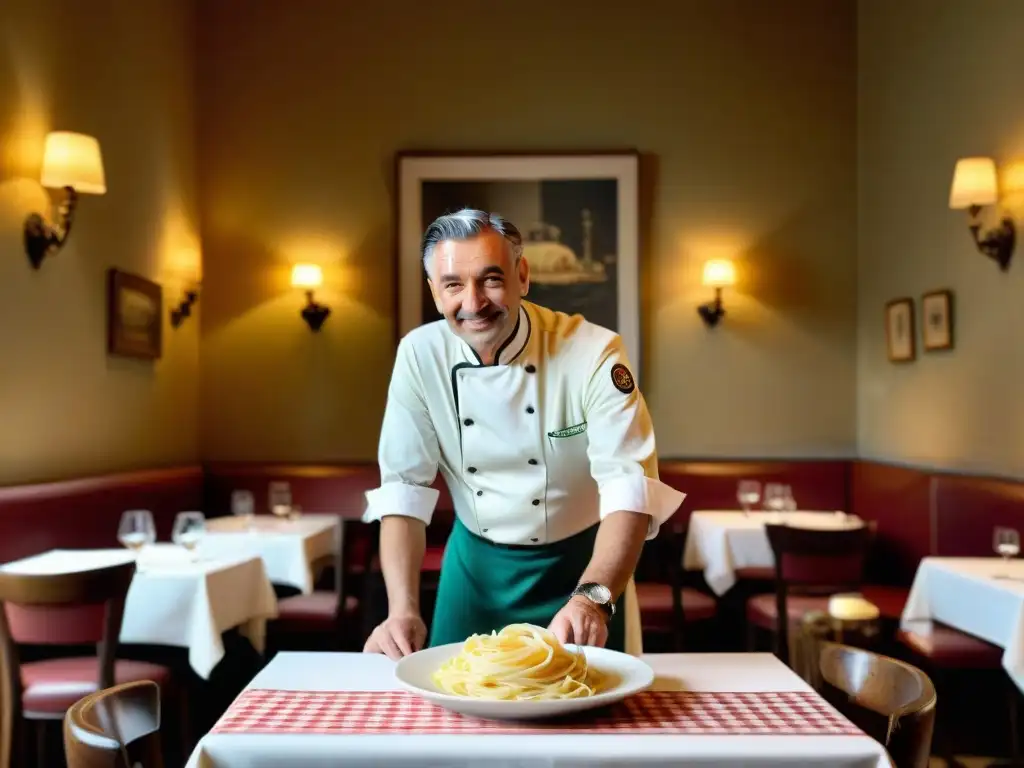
[468,467,477,473]
[530,538,539,542]
[528,459,538,465]
[526,406,535,414]
[482,528,489,533]
[463,418,474,426]
[532,499,540,506]
[525,364,536,373]
[476,490,483,496]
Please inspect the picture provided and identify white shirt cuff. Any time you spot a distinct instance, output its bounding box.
[363,482,440,526]
[598,475,686,540]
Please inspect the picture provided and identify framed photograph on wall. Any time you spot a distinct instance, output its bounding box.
[885,297,915,363]
[921,289,954,351]
[107,268,163,359]
[395,151,642,377]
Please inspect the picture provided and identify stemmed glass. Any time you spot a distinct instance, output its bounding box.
[782,485,797,511]
[173,511,206,561]
[764,484,787,512]
[269,481,292,521]
[231,489,256,532]
[994,527,1020,577]
[118,510,156,552]
[737,480,761,514]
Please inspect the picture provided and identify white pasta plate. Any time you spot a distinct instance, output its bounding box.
[393,642,655,720]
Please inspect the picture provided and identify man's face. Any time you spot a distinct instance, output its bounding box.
[427,230,529,355]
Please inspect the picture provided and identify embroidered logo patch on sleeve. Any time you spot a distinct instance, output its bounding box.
[610,363,635,394]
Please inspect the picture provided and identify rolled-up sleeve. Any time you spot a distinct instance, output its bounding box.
[362,336,441,525]
[583,334,686,539]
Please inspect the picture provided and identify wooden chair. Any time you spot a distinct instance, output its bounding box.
[634,519,717,651]
[818,642,936,768]
[64,680,162,768]
[0,560,173,768]
[746,522,874,665]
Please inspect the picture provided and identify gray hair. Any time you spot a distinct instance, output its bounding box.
[421,208,523,275]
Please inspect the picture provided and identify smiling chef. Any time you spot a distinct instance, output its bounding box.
[362,208,685,660]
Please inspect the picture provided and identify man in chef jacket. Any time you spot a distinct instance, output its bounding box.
[362,208,685,660]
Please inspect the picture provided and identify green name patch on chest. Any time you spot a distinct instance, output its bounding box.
[548,422,587,438]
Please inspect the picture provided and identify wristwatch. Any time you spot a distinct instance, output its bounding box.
[572,582,616,619]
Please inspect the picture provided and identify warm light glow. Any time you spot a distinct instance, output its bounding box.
[701,258,736,288]
[949,156,998,209]
[291,263,323,289]
[40,131,106,194]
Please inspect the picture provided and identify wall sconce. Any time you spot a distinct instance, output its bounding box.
[949,156,1016,271]
[291,264,331,331]
[24,131,107,270]
[170,286,200,328]
[697,258,736,327]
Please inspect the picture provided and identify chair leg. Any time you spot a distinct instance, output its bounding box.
[1008,679,1021,761]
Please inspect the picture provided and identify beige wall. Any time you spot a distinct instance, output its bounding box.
[857,0,1024,478]
[0,0,200,484]
[196,0,859,463]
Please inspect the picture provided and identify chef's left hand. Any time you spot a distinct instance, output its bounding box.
[548,595,608,648]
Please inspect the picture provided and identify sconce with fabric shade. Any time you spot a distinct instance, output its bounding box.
[292,263,331,331]
[24,131,107,269]
[949,156,1015,271]
[697,258,735,327]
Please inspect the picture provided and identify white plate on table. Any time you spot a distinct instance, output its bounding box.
[394,642,654,720]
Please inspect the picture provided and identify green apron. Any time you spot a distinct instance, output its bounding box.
[428,519,626,652]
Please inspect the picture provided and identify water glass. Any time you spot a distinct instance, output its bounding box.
[736,480,761,514]
[764,484,787,512]
[782,485,797,511]
[269,481,292,519]
[994,527,1020,562]
[173,511,206,560]
[231,489,255,530]
[118,510,156,551]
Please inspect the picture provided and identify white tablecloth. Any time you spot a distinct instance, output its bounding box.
[0,546,279,678]
[683,510,858,595]
[203,514,341,594]
[185,651,890,767]
[901,556,1024,692]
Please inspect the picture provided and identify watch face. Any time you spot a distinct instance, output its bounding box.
[583,583,611,604]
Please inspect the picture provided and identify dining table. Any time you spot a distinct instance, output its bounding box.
[0,544,278,678]
[901,556,1024,693]
[185,650,891,767]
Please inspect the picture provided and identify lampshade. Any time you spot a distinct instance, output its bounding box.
[40,131,106,194]
[701,258,736,288]
[291,263,323,289]
[949,156,998,209]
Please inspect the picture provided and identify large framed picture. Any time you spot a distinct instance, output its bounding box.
[107,268,162,359]
[884,297,915,363]
[396,151,641,375]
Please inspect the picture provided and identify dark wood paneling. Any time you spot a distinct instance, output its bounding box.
[0,466,203,563]
[849,461,932,585]
[934,474,1024,558]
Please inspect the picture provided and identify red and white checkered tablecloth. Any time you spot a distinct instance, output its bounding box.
[211,689,862,736]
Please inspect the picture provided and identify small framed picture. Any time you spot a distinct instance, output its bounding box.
[107,268,163,359]
[921,289,954,351]
[885,297,915,363]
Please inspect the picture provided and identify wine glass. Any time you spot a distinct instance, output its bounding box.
[173,511,206,560]
[736,480,761,514]
[118,510,156,552]
[994,527,1020,574]
[269,481,292,521]
[231,489,255,531]
[764,484,787,512]
[782,485,797,511]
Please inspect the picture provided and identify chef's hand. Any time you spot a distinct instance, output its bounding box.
[364,613,427,660]
[548,595,608,648]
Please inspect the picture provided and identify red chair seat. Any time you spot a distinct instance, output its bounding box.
[860,584,910,619]
[896,621,1003,668]
[734,567,775,581]
[21,657,171,716]
[746,594,831,629]
[635,582,717,627]
[275,591,358,632]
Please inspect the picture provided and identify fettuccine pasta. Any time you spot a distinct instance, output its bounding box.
[431,623,610,700]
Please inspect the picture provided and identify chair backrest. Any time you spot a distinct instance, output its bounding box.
[0,560,136,727]
[765,523,873,588]
[818,642,936,768]
[64,680,163,768]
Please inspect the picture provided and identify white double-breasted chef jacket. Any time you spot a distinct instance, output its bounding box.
[363,300,686,654]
